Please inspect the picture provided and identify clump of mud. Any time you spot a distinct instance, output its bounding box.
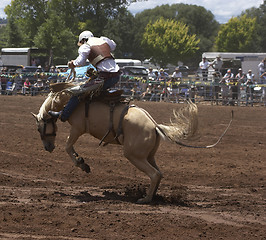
[124,184,147,202]
[124,184,189,206]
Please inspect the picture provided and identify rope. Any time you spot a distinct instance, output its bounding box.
[66,68,76,82]
[174,110,234,148]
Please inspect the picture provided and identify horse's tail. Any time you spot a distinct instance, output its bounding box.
[156,100,198,143]
[155,100,233,149]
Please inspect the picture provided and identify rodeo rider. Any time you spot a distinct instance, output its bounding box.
[48,30,120,121]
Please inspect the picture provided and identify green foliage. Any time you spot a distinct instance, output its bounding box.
[34,12,76,64]
[142,17,200,67]
[134,3,219,62]
[215,15,259,52]
[103,8,135,58]
[6,15,24,47]
[0,26,8,49]
[2,0,264,67]
[242,1,266,52]
[5,0,48,46]
[4,0,131,64]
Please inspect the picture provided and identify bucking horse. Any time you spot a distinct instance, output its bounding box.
[32,72,232,203]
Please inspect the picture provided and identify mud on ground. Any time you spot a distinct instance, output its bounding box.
[0,95,265,239]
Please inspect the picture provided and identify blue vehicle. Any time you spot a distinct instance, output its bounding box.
[57,64,96,82]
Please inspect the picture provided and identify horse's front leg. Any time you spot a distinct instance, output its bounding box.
[65,128,90,173]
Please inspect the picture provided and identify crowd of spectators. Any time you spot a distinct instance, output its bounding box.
[0,65,67,96]
[117,57,266,106]
[1,57,266,107]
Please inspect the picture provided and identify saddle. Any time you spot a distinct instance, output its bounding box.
[97,89,127,104]
[50,82,130,146]
[85,89,131,146]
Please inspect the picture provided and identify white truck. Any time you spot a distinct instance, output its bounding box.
[1,48,35,66]
[202,52,266,80]
[1,47,49,68]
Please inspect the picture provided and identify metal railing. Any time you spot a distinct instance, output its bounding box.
[115,75,266,106]
[1,71,266,106]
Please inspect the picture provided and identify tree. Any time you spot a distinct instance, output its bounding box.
[215,15,259,52]
[6,15,24,47]
[0,26,8,49]
[142,17,200,67]
[34,12,76,65]
[242,1,266,52]
[4,0,134,64]
[103,8,135,58]
[133,3,219,62]
[5,0,47,46]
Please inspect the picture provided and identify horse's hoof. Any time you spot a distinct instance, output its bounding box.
[136,196,152,204]
[83,163,91,173]
[77,157,84,164]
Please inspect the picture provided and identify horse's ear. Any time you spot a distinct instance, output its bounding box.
[31,112,38,120]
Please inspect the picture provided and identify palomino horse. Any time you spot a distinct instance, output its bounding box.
[32,90,229,203]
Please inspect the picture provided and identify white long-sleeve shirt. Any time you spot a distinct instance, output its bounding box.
[73,36,119,72]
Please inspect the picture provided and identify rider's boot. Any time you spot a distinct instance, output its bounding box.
[48,95,80,122]
[48,110,62,119]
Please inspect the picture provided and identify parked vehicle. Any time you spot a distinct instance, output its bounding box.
[120,66,148,79]
[22,66,42,73]
[177,65,189,76]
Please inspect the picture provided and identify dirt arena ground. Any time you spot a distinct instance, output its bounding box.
[0,95,265,240]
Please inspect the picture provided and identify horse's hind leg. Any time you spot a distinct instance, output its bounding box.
[125,154,162,204]
[66,127,90,173]
[147,133,161,173]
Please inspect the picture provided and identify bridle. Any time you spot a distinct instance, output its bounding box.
[38,117,57,140]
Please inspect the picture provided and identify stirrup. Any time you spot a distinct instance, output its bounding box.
[48,110,62,119]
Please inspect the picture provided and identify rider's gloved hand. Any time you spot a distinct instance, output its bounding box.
[68,60,75,69]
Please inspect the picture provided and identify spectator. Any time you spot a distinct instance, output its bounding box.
[148,67,155,81]
[199,57,210,81]
[49,66,56,73]
[235,68,246,105]
[0,67,8,95]
[6,79,14,95]
[140,83,153,101]
[260,72,266,106]
[235,68,246,84]
[230,73,240,106]
[171,67,182,80]
[189,84,197,103]
[245,70,255,106]
[153,70,159,81]
[22,78,32,95]
[130,83,141,100]
[170,73,180,103]
[210,55,223,76]
[158,68,169,82]
[36,65,43,73]
[212,72,221,105]
[150,84,161,102]
[11,73,23,95]
[257,59,265,106]
[32,79,44,96]
[158,68,169,100]
[220,69,233,105]
[258,57,266,101]
[258,58,266,80]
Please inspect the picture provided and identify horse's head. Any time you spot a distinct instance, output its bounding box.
[32,113,57,153]
[32,92,70,152]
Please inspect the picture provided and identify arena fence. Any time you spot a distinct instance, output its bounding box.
[1,71,266,106]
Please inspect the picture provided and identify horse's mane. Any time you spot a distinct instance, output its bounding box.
[38,92,70,120]
[38,93,54,120]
